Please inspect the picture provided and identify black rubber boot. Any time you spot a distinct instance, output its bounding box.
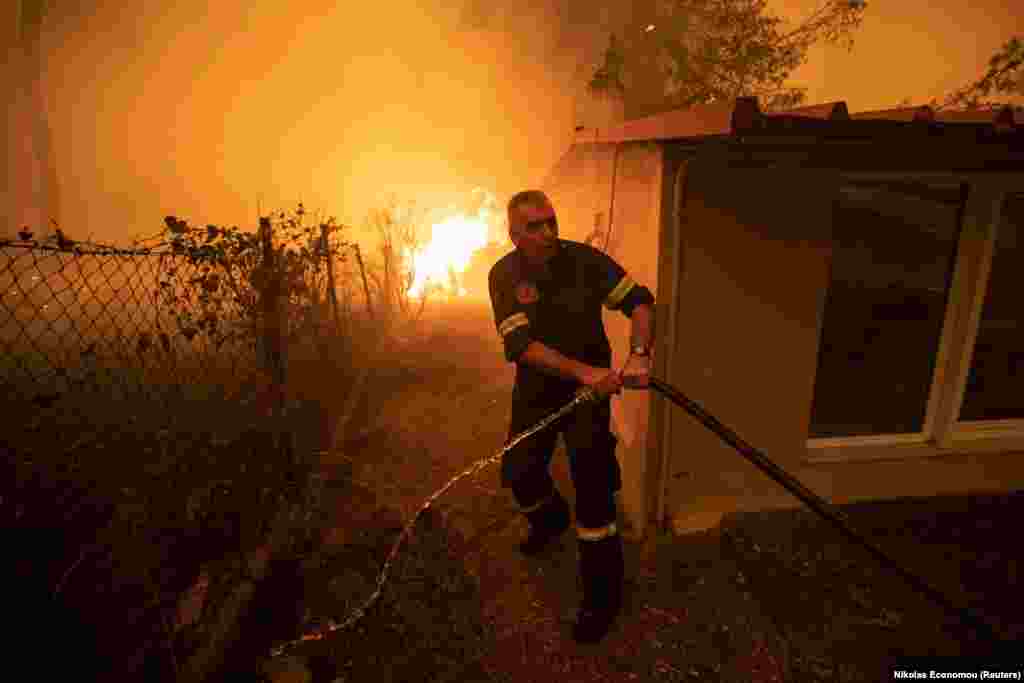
[518,492,571,556]
[573,532,624,644]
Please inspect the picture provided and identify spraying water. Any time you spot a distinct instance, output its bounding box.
[269,386,599,658]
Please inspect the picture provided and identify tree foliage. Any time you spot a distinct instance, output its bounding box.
[141,204,351,355]
[930,36,1024,112]
[591,0,868,112]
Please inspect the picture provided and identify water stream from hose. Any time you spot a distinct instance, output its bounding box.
[269,386,599,658]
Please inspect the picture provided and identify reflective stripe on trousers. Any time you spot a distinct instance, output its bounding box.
[577,522,618,542]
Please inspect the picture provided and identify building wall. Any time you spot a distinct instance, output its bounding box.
[660,157,1024,534]
[543,140,1024,539]
[601,142,663,540]
[541,140,664,540]
[540,141,617,242]
[661,157,837,533]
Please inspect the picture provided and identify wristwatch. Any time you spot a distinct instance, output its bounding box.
[631,344,651,357]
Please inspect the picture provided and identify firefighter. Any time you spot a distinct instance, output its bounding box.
[488,189,655,643]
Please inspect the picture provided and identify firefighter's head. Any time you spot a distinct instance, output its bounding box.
[507,190,559,265]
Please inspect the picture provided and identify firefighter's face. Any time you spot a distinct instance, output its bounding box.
[510,202,559,265]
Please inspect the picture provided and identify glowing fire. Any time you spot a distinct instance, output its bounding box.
[404,191,496,299]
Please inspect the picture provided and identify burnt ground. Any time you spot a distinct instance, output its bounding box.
[4,389,326,682]
[208,301,1022,681]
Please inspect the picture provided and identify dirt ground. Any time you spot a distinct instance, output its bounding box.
[226,299,1021,683]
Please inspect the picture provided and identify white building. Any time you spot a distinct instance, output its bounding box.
[542,97,1024,539]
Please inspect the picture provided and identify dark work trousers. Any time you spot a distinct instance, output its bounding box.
[501,376,622,530]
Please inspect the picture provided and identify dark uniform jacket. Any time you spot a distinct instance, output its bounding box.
[488,239,655,406]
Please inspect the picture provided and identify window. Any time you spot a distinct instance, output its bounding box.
[809,180,966,438]
[958,194,1024,422]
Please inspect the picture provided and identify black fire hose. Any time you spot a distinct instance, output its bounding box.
[648,377,1004,647]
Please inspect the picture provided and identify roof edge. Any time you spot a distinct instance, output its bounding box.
[572,98,1021,146]
[770,101,850,120]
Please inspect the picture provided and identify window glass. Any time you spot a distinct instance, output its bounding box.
[809,180,965,438]
[959,194,1024,422]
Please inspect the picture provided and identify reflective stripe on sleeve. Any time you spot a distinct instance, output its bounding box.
[604,275,636,310]
[498,312,529,338]
[576,522,618,542]
[519,493,553,515]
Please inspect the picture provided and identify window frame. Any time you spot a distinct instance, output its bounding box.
[805,172,1024,465]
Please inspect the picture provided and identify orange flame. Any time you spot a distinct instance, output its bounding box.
[404,191,496,299]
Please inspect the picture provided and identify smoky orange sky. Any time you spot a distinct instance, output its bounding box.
[6,0,1024,248]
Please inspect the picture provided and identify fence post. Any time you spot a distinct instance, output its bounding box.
[320,223,341,335]
[353,243,374,322]
[259,217,285,412]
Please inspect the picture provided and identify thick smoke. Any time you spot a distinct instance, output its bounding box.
[8,0,591,248]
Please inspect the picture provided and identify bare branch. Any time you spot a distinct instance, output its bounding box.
[934,36,1024,111]
[637,0,863,112]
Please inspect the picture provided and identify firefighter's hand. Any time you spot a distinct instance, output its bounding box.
[580,366,623,398]
[620,353,651,389]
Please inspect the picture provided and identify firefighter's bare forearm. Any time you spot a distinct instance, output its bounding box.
[519,342,591,383]
[630,303,654,350]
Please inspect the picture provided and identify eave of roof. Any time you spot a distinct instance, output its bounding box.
[572,97,1022,145]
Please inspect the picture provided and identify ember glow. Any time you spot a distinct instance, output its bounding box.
[404,207,492,299]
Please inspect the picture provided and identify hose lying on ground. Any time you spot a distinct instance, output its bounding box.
[269,378,1007,659]
[649,377,1004,646]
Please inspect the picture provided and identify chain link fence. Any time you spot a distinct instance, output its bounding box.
[2,241,257,404]
[2,217,352,681]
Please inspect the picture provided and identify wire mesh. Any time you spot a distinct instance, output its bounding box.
[0,238,267,406]
[3,228,351,679]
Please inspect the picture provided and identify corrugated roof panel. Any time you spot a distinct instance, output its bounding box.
[932,106,1021,126]
[573,97,1021,145]
[850,105,1022,126]
[849,106,934,122]
[772,101,850,120]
